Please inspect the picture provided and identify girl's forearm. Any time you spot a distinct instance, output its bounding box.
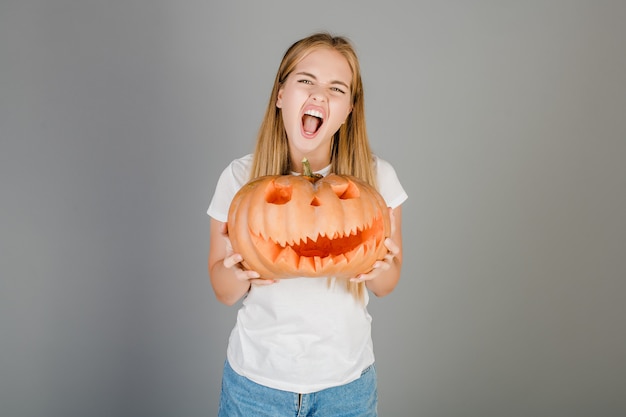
[365,258,402,297]
[209,261,251,306]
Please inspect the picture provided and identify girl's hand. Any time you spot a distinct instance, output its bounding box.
[350,237,400,283]
[221,222,276,286]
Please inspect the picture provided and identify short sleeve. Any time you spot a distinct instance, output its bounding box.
[375,156,408,209]
[207,154,253,222]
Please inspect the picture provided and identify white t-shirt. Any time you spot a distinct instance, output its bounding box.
[207,154,407,393]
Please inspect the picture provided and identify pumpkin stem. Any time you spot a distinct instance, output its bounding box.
[301,157,323,182]
[302,157,313,177]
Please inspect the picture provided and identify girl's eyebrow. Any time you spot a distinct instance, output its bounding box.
[295,71,350,90]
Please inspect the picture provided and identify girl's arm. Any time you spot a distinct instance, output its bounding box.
[208,218,275,306]
[352,205,404,297]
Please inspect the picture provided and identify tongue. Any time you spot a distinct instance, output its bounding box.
[303,115,320,134]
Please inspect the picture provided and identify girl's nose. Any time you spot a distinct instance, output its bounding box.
[310,85,327,101]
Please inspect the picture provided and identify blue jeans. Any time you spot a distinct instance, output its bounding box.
[218,360,378,417]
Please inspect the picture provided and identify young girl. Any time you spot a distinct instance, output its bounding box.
[208,32,407,416]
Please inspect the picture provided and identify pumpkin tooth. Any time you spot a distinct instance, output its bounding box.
[352,243,366,260]
[314,256,323,272]
[283,233,293,247]
[344,241,365,261]
[299,255,315,273]
[373,213,382,229]
[253,236,283,262]
[275,246,298,269]
[364,239,374,254]
[332,253,348,266]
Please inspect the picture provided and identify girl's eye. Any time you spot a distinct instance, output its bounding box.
[298,79,313,85]
[331,87,346,94]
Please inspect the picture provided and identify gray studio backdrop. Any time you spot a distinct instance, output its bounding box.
[2,1,625,416]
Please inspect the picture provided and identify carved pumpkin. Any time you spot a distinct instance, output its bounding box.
[227,159,390,280]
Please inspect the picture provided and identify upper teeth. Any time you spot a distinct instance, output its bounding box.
[304,109,323,119]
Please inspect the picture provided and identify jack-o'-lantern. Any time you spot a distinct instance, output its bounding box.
[227,159,391,282]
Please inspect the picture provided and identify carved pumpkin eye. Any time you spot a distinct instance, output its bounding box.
[265,180,292,205]
[331,180,360,199]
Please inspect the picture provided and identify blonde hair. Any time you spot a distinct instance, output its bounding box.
[249,32,377,301]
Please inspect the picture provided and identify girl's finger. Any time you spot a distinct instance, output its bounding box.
[250,278,276,286]
[223,254,242,269]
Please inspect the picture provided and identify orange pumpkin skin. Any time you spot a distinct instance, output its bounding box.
[227,172,391,279]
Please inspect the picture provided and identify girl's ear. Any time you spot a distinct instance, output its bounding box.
[276,88,283,108]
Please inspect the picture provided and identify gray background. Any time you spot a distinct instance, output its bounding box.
[1,1,625,416]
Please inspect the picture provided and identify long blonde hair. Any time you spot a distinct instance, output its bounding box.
[249,33,377,301]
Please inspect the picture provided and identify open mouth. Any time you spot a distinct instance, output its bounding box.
[302,109,324,136]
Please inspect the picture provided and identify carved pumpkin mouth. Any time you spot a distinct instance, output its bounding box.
[251,214,385,272]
